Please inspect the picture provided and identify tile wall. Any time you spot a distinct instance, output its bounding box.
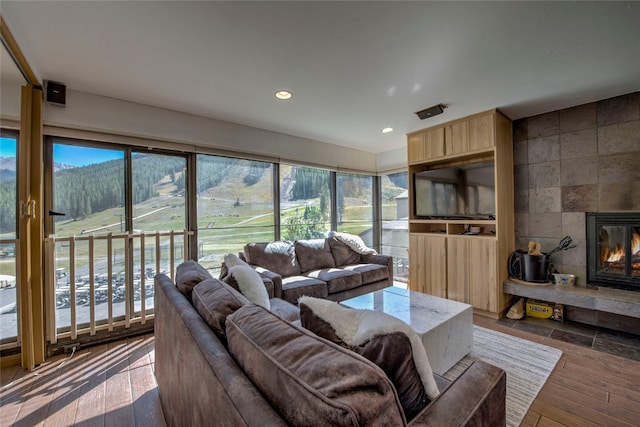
[513,91,640,286]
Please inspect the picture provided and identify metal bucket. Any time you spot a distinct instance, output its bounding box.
[521,254,550,283]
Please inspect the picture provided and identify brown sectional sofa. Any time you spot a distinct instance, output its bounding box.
[155,265,507,426]
[236,237,393,304]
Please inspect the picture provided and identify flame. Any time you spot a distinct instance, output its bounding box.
[605,229,640,263]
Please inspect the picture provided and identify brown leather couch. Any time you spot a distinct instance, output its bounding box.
[237,237,393,304]
[155,270,506,426]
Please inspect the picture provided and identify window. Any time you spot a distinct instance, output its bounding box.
[0,132,19,349]
[48,140,189,339]
[380,171,408,282]
[280,165,331,241]
[196,155,275,273]
[336,172,373,246]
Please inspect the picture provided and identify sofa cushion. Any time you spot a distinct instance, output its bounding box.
[305,268,362,293]
[299,297,440,421]
[294,239,336,273]
[226,304,406,426]
[281,276,328,304]
[175,260,213,300]
[342,263,389,285]
[328,237,362,266]
[228,265,270,309]
[244,241,301,277]
[269,298,301,323]
[191,278,249,345]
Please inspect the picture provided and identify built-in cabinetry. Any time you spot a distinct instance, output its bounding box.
[407,110,514,318]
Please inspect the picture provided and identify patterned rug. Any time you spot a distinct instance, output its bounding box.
[444,325,562,427]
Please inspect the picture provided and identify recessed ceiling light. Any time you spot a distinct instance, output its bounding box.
[381,127,394,133]
[275,90,292,100]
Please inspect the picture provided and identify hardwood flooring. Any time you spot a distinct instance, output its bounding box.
[2,318,640,426]
[1,333,165,427]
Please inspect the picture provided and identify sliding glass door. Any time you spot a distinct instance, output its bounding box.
[47,139,189,342]
[0,132,20,350]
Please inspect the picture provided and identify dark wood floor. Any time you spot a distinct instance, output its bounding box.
[2,317,640,426]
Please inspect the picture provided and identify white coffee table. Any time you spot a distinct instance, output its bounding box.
[341,286,473,375]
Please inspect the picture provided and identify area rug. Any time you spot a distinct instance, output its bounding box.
[444,325,562,427]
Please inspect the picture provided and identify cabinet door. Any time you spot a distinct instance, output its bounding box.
[409,234,447,298]
[468,113,495,151]
[469,239,497,312]
[425,127,446,159]
[408,131,427,163]
[446,237,471,303]
[445,121,468,157]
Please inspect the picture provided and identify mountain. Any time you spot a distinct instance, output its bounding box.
[0,156,74,174]
[0,157,17,172]
[54,162,75,172]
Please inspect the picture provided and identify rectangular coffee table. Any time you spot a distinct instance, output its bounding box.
[341,286,473,375]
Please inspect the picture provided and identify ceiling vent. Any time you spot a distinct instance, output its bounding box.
[414,104,446,120]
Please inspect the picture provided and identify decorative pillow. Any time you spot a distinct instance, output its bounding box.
[243,241,301,277]
[191,278,249,345]
[224,253,248,268]
[175,260,213,300]
[327,237,362,266]
[294,239,336,273]
[219,253,252,290]
[228,265,270,309]
[226,304,405,426]
[299,296,439,420]
[328,231,377,255]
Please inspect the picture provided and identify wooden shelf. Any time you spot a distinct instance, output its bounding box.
[407,109,514,317]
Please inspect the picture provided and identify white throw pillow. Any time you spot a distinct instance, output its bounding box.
[228,265,270,309]
[298,296,439,400]
[224,253,248,268]
[328,231,377,255]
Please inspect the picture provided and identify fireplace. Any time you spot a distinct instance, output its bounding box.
[587,212,640,291]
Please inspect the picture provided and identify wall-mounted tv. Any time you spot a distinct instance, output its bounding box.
[413,161,495,219]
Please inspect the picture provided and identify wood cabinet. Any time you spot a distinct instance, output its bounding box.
[407,109,514,318]
[447,237,498,312]
[409,234,447,298]
[407,110,497,164]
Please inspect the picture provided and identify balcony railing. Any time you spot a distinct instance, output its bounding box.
[44,230,192,344]
[0,238,19,351]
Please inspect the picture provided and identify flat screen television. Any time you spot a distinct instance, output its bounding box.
[413,161,495,219]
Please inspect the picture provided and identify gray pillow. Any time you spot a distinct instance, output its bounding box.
[294,239,336,273]
[175,260,213,300]
[328,237,362,266]
[226,304,405,426]
[191,278,249,345]
[244,241,301,277]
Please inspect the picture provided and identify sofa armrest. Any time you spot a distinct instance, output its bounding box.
[361,253,393,278]
[409,360,506,427]
[253,266,283,299]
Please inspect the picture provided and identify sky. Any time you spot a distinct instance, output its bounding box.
[0,137,124,167]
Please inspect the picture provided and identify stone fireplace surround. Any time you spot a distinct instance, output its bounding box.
[508,91,640,334]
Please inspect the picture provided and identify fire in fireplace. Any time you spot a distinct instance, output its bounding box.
[587,212,640,291]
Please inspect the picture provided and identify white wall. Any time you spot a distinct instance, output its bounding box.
[43,89,382,172]
[375,146,406,173]
[0,81,22,122]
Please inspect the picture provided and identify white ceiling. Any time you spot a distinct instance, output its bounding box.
[2,1,639,154]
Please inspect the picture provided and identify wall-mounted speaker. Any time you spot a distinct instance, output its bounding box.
[45,80,66,106]
[415,104,445,120]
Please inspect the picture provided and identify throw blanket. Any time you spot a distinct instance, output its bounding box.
[328,231,377,255]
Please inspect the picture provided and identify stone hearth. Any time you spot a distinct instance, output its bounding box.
[504,280,640,335]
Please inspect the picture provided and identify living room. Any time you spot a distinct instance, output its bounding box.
[2,2,640,426]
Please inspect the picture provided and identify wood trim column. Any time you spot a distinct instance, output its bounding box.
[18,85,45,370]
